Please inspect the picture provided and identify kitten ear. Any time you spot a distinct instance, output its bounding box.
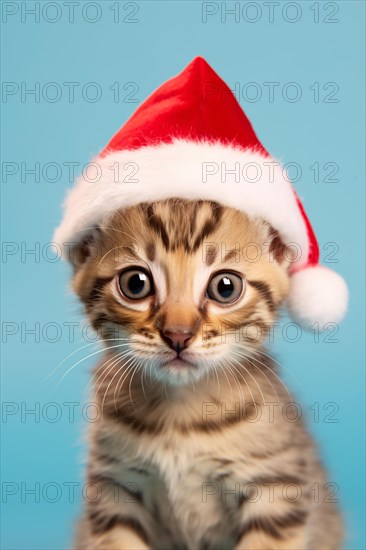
[262,224,293,268]
[69,227,102,270]
[268,228,288,264]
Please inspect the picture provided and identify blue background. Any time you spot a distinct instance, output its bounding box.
[1,1,365,548]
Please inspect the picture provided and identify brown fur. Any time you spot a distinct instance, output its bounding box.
[71,199,342,550]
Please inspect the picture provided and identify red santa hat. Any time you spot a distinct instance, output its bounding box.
[54,56,348,328]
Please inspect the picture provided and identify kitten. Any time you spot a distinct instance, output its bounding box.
[72,199,343,550]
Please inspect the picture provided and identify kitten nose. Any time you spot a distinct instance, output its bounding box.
[162,330,194,353]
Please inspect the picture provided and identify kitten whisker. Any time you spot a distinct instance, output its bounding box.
[217,357,234,403]
[230,349,282,403]
[44,337,131,382]
[231,348,293,404]
[94,350,132,396]
[210,359,222,401]
[225,354,266,407]
[44,341,99,382]
[139,356,149,401]
[114,355,141,408]
[54,342,139,385]
[98,244,135,267]
[94,352,129,404]
[224,357,256,407]
[220,358,246,408]
[247,347,308,400]
[128,361,142,404]
[101,354,137,412]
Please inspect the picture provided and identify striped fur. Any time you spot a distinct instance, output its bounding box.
[72,200,343,549]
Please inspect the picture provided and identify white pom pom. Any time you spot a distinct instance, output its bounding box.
[287,266,348,329]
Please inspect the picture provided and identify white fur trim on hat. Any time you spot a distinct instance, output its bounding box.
[53,140,309,266]
[288,266,348,328]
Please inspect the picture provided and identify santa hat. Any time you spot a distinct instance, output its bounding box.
[54,56,348,328]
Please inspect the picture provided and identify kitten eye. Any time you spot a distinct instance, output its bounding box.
[118,268,154,300]
[206,272,244,304]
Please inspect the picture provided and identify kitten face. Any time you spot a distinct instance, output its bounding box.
[73,199,291,386]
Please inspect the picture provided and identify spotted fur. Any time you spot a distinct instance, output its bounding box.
[72,200,343,550]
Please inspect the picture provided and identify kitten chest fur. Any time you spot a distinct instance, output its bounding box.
[87,372,321,549]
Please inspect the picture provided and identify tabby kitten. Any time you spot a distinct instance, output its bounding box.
[73,199,342,550]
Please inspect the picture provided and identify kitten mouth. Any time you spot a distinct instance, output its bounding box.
[162,355,196,369]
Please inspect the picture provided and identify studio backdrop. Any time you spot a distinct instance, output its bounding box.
[1,1,365,549]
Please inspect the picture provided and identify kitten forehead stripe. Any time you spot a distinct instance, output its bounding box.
[146,204,170,249]
[192,203,223,251]
[145,242,155,262]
